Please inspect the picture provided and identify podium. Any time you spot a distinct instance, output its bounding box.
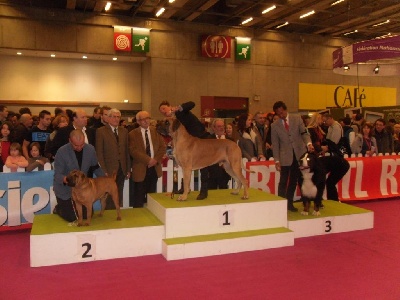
[30,188,373,266]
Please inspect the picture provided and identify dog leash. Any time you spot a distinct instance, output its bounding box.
[67,199,79,227]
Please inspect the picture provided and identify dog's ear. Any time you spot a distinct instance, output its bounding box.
[172,119,181,132]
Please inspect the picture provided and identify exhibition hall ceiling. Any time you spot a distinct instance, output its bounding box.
[1,0,400,41]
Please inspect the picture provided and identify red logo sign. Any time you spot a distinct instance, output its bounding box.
[201,35,231,58]
[114,33,132,51]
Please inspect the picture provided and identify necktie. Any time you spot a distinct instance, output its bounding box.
[114,128,119,142]
[284,118,289,131]
[145,130,151,157]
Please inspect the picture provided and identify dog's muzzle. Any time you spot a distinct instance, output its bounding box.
[65,176,76,187]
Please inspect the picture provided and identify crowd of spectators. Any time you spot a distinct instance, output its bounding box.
[1,103,399,216]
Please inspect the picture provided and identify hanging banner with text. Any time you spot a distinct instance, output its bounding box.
[246,155,400,201]
[333,35,400,68]
[299,83,397,109]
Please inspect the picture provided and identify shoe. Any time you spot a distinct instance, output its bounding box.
[287,205,298,212]
[175,187,184,194]
[196,192,208,200]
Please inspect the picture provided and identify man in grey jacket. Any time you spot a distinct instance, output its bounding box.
[271,101,314,212]
[53,129,105,222]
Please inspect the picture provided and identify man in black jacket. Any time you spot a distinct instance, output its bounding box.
[159,101,210,200]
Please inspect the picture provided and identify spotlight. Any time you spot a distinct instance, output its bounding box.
[344,65,350,71]
[374,65,380,74]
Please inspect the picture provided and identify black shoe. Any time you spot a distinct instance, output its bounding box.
[175,187,184,195]
[196,192,208,200]
[288,205,298,212]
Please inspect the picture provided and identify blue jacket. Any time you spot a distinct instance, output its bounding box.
[53,142,105,200]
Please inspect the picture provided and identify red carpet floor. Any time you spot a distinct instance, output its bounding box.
[1,199,400,300]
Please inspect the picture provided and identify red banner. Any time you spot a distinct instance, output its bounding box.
[201,35,231,58]
[246,155,400,201]
[114,26,132,52]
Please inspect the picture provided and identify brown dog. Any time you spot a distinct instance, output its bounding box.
[66,170,122,226]
[157,118,249,201]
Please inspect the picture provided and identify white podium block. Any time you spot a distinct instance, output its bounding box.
[30,208,164,267]
[148,189,287,238]
[162,227,294,260]
[287,201,374,238]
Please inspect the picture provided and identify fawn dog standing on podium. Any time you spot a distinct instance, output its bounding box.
[66,170,122,226]
[158,118,249,201]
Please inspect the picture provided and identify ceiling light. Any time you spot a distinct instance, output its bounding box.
[156,7,165,17]
[123,99,129,103]
[331,0,345,6]
[105,2,111,11]
[168,0,175,3]
[276,22,289,29]
[17,52,22,55]
[82,55,87,59]
[344,29,358,36]
[262,5,276,14]
[51,54,56,57]
[113,57,118,61]
[241,17,253,25]
[300,10,315,19]
[344,65,350,71]
[376,33,391,39]
[372,20,390,27]
[374,65,380,74]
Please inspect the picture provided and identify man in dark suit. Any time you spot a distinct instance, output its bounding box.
[96,108,131,208]
[53,129,105,222]
[129,111,166,207]
[208,118,231,189]
[48,108,96,158]
[271,101,314,212]
[159,100,210,200]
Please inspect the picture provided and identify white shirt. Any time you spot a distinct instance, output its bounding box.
[140,127,154,158]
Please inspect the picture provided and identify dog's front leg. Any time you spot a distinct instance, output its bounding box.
[178,167,191,201]
[85,204,93,226]
[74,202,85,226]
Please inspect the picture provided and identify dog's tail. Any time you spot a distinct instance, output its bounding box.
[241,160,255,173]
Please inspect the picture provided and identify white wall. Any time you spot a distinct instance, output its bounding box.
[0,55,142,104]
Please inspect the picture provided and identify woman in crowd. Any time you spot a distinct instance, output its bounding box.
[0,121,13,166]
[44,114,69,160]
[351,122,377,156]
[392,123,400,153]
[237,113,265,161]
[225,122,239,142]
[307,112,328,155]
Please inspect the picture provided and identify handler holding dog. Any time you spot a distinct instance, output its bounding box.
[53,129,105,222]
[271,101,314,212]
[159,101,211,200]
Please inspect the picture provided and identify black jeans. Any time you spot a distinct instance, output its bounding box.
[278,152,300,206]
[320,156,350,201]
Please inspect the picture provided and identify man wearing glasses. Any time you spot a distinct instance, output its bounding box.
[96,108,131,208]
[129,111,166,207]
